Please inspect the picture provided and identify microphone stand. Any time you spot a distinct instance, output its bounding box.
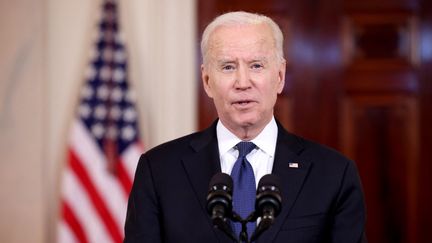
[214,210,275,243]
[211,215,238,242]
[229,211,260,243]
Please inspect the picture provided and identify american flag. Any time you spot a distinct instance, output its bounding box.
[57,0,143,242]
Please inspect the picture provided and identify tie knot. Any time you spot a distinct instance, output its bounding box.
[236,141,256,158]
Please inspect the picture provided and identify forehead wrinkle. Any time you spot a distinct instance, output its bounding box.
[212,36,269,51]
[215,56,269,64]
[211,40,272,61]
[205,24,277,66]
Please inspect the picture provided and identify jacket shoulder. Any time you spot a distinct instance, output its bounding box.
[279,126,353,169]
[141,122,217,162]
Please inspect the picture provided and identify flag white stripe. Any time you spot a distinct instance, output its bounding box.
[70,119,128,233]
[62,169,114,243]
[57,221,78,243]
[121,144,141,179]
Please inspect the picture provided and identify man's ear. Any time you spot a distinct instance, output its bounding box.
[201,64,213,98]
[277,60,286,94]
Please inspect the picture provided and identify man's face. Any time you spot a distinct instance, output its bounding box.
[202,23,286,134]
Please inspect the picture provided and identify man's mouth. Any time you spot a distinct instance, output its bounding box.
[236,101,251,105]
[232,100,255,107]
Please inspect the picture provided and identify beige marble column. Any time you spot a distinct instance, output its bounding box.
[0,0,46,242]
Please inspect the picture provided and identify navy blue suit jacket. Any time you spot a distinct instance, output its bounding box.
[124,121,367,243]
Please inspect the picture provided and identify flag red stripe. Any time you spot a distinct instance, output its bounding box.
[136,141,145,150]
[68,149,123,243]
[116,160,133,197]
[62,201,89,243]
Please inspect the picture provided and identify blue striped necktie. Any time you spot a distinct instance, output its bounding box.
[231,141,257,240]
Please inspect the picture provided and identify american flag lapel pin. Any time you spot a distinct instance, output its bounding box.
[289,162,299,168]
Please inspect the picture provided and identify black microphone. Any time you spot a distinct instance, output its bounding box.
[206,173,238,241]
[250,174,282,241]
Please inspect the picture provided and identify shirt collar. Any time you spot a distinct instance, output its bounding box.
[216,117,278,157]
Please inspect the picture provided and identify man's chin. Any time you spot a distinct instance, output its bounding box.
[221,113,262,129]
[234,114,273,130]
[235,117,259,128]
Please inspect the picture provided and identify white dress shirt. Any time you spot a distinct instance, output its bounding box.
[216,117,278,188]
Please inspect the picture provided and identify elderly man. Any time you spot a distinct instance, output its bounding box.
[124,11,366,243]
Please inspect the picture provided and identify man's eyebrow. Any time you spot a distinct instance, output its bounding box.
[213,56,270,65]
[249,57,269,62]
[216,59,236,65]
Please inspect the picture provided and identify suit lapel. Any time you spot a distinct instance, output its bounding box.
[181,121,232,242]
[181,121,221,213]
[257,125,312,243]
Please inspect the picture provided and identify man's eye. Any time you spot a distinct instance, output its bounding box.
[251,63,263,69]
[222,65,235,71]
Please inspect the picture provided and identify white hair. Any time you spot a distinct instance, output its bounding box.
[201,11,285,64]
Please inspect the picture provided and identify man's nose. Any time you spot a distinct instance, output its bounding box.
[235,65,251,89]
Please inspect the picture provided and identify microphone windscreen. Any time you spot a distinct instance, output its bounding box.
[209,172,233,191]
[256,174,282,217]
[258,174,281,189]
